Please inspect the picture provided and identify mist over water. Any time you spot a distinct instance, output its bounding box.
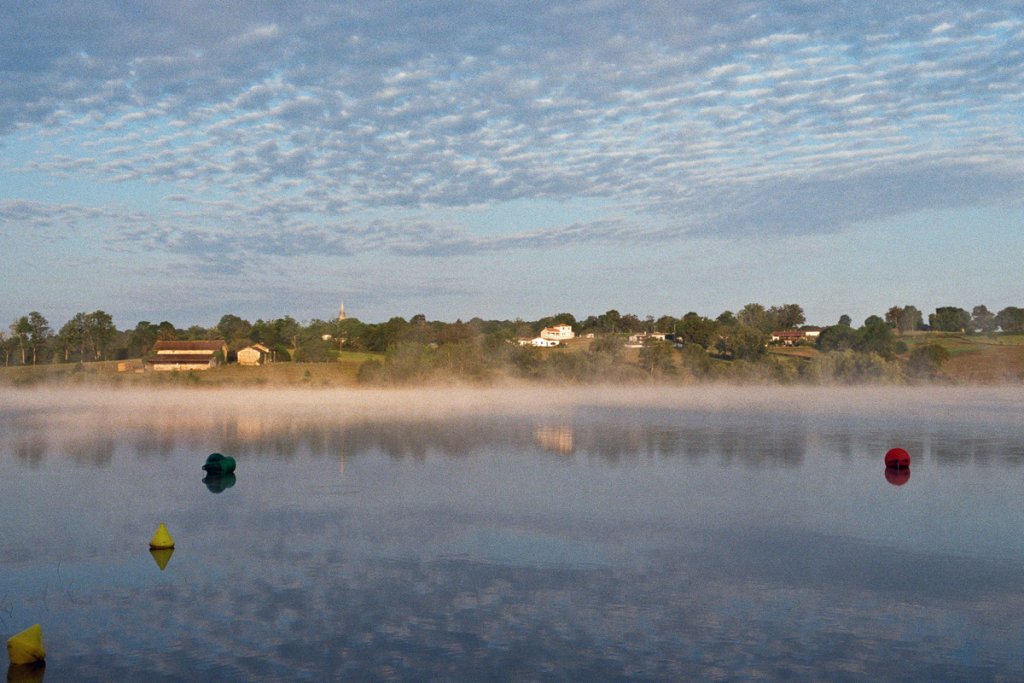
[2,386,1023,680]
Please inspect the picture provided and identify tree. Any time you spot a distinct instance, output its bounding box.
[737,303,771,332]
[716,310,737,327]
[85,311,117,360]
[675,312,717,349]
[769,304,805,330]
[929,307,971,332]
[837,314,852,327]
[885,305,922,333]
[275,316,302,360]
[184,324,213,340]
[816,323,857,352]
[335,317,369,351]
[56,317,83,361]
[654,315,678,334]
[25,311,51,364]
[589,331,618,358]
[126,321,159,358]
[10,316,30,364]
[619,314,646,333]
[638,338,676,377]
[596,309,622,333]
[156,321,179,341]
[677,342,712,377]
[996,306,1024,333]
[971,305,997,334]
[715,324,767,361]
[217,314,252,348]
[294,322,337,362]
[907,344,950,379]
[854,316,896,359]
[0,331,13,366]
[538,312,577,330]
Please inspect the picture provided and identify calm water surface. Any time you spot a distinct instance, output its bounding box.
[2,387,1023,681]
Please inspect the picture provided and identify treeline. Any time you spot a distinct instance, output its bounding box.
[3,303,1023,384]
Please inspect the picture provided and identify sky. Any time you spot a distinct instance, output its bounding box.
[1,1,1022,330]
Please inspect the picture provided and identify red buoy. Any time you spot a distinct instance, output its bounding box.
[884,447,910,468]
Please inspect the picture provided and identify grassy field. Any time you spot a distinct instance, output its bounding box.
[898,332,1024,383]
[2,334,1022,386]
[765,332,1024,383]
[0,351,384,387]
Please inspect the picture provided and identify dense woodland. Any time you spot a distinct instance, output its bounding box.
[3,303,1024,384]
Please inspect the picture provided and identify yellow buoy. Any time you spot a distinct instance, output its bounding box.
[149,523,175,550]
[6,624,45,665]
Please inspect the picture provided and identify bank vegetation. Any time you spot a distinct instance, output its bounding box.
[3,303,1024,387]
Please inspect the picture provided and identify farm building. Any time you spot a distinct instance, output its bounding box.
[237,343,274,366]
[147,340,227,371]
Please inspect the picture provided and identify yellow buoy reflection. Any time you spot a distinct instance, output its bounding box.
[6,661,46,683]
[149,547,175,571]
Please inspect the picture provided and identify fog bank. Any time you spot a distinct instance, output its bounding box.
[2,385,1021,427]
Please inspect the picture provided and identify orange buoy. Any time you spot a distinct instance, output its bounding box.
[884,447,910,468]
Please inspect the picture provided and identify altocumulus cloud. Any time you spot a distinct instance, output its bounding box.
[1,0,1023,268]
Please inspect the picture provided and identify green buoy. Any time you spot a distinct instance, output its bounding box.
[202,452,236,474]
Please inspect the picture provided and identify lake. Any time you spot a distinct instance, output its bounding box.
[2,386,1023,681]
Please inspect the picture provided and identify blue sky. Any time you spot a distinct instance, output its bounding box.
[1,1,1022,329]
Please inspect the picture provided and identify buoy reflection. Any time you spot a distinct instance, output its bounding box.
[885,467,911,486]
[202,472,236,493]
[6,662,46,683]
[149,548,174,571]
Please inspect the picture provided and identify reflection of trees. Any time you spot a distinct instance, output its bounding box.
[14,437,46,467]
[2,407,1024,469]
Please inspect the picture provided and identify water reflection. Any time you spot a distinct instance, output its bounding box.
[6,662,45,683]
[884,466,911,486]
[202,472,236,493]
[4,408,1023,469]
[534,425,574,455]
[149,548,174,571]
[3,390,1024,679]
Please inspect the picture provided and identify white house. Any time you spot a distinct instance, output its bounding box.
[628,332,667,344]
[540,324,574,341]
[531,337,560,348]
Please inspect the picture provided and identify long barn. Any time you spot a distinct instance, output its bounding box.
[147,340,227,371]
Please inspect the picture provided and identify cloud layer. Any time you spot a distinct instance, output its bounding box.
[2,2,1023,320]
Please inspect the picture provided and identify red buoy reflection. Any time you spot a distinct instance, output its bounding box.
[884,447,910,468]
[885,466,911,486]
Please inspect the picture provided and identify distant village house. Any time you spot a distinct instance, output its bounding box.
[147,340,227,371]
[530,337,560,348]
[626,332,667,348]
[237,343,274,366]
[540,324,575,341]
[514,323,574,348]
[769,329,821,346]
